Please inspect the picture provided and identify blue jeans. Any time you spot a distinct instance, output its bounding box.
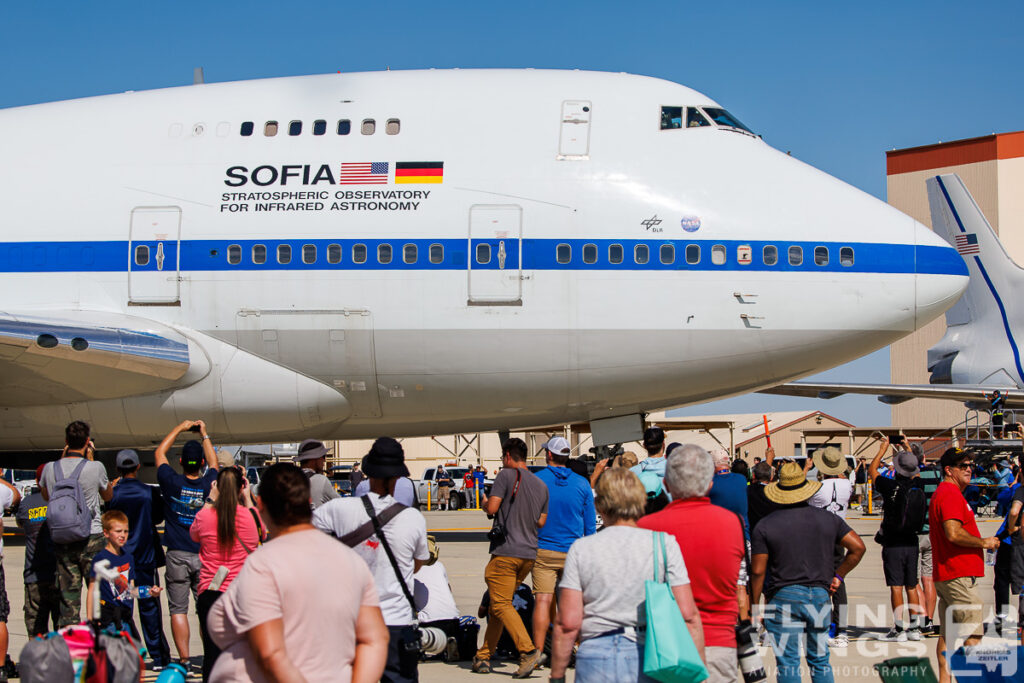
[765,585,834,683]
[575,632,657,683]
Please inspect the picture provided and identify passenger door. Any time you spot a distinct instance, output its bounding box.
[467,205,522,306]
[129,207,181,305]
[558,100,592,159]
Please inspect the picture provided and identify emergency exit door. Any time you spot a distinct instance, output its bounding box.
[558,100,591,159]
[129,206,181,305]
[468,205,522,306]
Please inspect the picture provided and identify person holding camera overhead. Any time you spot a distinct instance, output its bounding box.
[472,438,549,678]
[154,419,219,669]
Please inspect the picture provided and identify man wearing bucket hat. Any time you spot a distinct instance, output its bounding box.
[807,447,854,649]
[751,462,865,683]
[294,439,339,510]
[870,436,928,642]
[314,437,429,683]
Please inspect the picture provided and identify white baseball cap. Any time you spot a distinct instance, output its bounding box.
[545,436,571,456]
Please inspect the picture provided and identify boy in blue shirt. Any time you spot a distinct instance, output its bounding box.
[87,511,162,633]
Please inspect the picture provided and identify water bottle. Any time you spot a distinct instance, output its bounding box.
[155,662,187,682]
[736,620,767,683]
[137,585,151,599]
[986,548,997,567]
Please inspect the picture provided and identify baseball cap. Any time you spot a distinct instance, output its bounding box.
[181,440,204,468]
[115,449,140,469]
[939,447,971,470]
[545,436,571,457]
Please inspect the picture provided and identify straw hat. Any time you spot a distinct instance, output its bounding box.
[812,447,847,477]
[765,462,822,504]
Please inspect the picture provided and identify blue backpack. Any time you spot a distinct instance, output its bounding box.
[47,460,93,543]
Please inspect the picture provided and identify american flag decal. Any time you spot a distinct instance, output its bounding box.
[338,162,389,185]
[954,233,980,255]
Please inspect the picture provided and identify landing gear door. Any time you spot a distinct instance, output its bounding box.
[468,205,522,306]
[558,100,591,159]
[129,207,181,305]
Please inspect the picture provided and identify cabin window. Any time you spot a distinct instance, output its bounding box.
[327,244,342,264]
[361,119,376,135]
[686,108,711,128]
[789,245,803,266]
[711,244,726,265]
[476,243,491,264]
[378,243,392,264]
[353,244,367,264]
[386,119,401,135]
[264,121,278,137]
[814,246,829,266]
[609,244,623,264]
[429,243,444,264]
[660,244,675,264]
[240,121,254,136]
[404,243,417,264]
[313,120,327,136]
[635,244,650,264]
[583,243,598,264]
[252,244,266,264]
[302,244,316,264]
[763,245,778,266]
[227,244,242,265]
[840,247,854,267]
[337,119,351,135]
[660,106,683,129]
[556,244,571,264]
[134,245,149,266]
[288,120,302,136]
[685,244,700,264]
[277,244,291,264]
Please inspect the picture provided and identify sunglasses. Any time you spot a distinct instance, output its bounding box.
[953,462,974,470]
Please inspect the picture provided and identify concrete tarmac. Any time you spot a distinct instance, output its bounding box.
[3,509,1014,682]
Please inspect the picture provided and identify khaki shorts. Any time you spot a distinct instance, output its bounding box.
[532,549,567,595]
[918,535,933,580]
[935,575,983,643]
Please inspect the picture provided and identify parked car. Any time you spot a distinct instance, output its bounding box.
[4,469,39,498]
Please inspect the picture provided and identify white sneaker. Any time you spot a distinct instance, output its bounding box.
[877,628,908,642]
[828,633,849,648]
[907,628,923,641]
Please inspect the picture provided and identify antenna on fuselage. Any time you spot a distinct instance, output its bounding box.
[193,67,205,85]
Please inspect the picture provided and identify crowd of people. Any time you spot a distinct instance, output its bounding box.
[0,420,1019,683]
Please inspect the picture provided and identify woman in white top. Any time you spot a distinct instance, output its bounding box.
[807,447,854,648]
[550,468,703,683]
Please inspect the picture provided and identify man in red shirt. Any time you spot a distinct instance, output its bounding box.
[929,448,999,683]
[639,444,744,683]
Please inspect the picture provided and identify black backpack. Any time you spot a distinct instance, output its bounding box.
[890,478,928,536]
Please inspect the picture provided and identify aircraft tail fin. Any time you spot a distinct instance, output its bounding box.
[926,174,1024,385]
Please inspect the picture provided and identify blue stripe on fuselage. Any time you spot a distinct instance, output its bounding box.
[0,238,965,276]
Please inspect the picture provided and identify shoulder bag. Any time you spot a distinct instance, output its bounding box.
[487,469,521,549]
[642,531,708,683]
[360,496,422,651]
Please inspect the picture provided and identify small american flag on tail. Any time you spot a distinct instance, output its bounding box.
[338,162,389,185]
[954,233,980,255]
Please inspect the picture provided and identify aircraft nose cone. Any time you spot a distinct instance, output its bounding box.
[914,220,969,329]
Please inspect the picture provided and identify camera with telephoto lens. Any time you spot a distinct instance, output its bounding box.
[401,626,423,653]
[419,626,448,656]
[736,620,767,683]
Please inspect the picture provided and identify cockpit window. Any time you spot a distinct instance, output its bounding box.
[686,108,711,128]
[660,106,683,130]
[701,107,754,134]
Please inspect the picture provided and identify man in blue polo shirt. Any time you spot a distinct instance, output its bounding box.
[154,420,218,668]
[531,436,596,654]
[109,449,171,669]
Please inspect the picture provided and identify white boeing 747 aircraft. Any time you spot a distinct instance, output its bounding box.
[0,69,968,452]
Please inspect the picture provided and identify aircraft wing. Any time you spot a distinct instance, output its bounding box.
[0,310,202,407]
[758,381,1023,408]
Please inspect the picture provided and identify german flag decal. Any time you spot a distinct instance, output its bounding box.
[395,161,443,184]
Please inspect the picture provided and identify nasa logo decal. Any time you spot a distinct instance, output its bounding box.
[680,216,701,232]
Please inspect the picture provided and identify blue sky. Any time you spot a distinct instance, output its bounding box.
[3,1,1022,426]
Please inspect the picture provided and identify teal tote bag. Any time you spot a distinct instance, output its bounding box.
[643,531,708,683]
